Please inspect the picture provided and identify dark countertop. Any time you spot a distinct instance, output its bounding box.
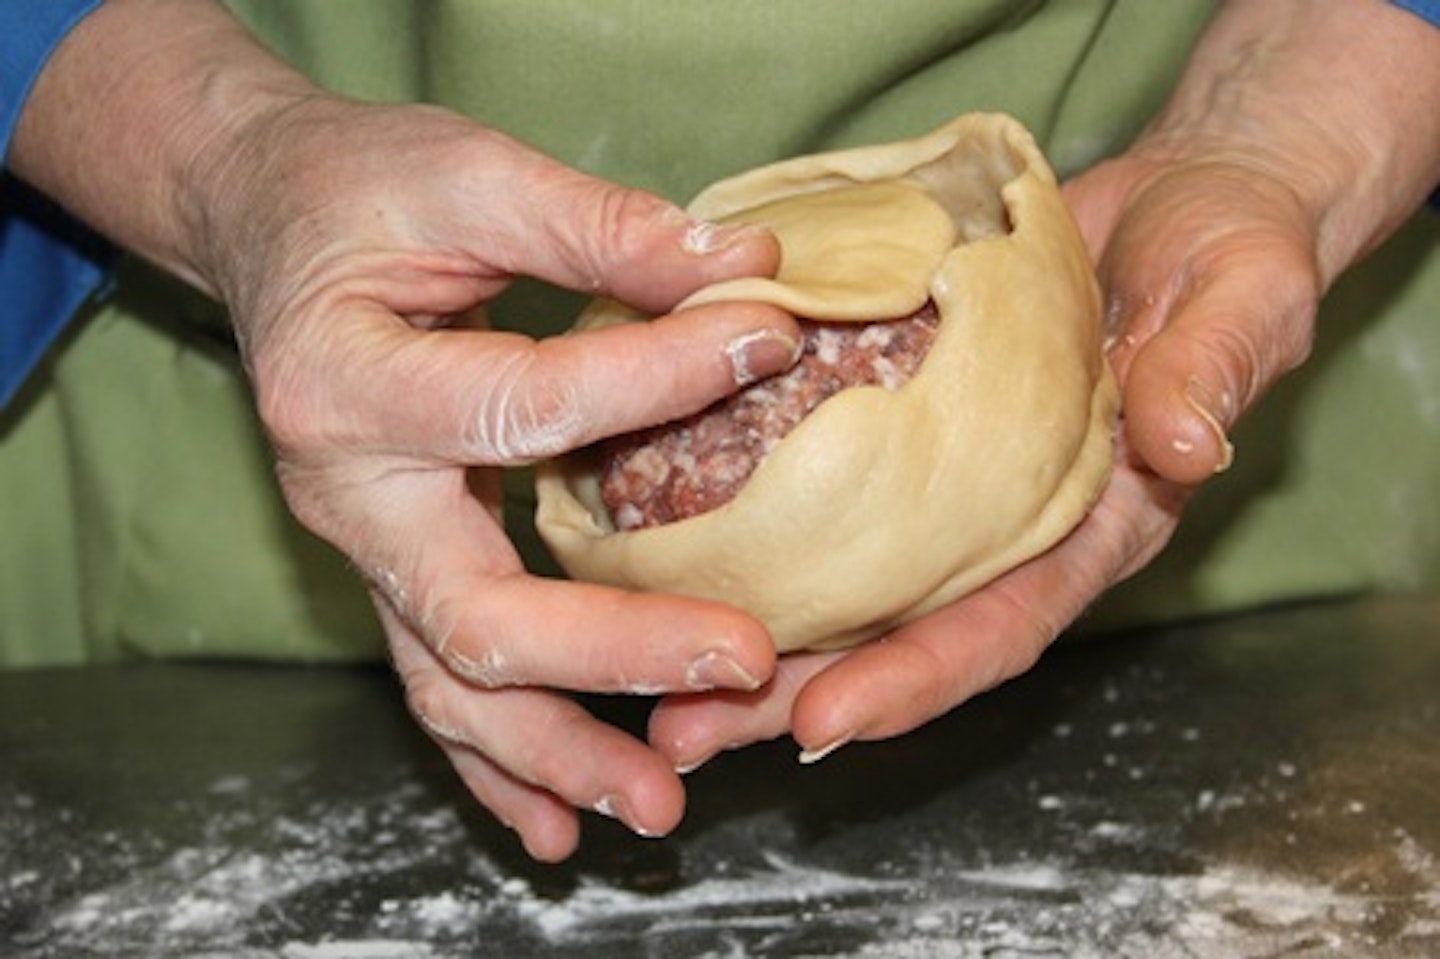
[3,596,1438,958]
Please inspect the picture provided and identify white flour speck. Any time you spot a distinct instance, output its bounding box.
[282,942,436,958]
[8,766,1439,958]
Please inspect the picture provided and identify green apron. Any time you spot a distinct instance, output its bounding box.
[3,0,1436,666]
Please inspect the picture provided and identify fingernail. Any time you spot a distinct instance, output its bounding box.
[674,753,713,776]
[1182,376,1235,473]
[725,328,802,387]
[798,734,852,766]
[678,738,747,775]
[682,218,767,256]
[686,650,763,692]
[593,794,660,838]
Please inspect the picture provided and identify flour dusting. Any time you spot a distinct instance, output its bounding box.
[6,621,1440,958]
[8,768,1435,959]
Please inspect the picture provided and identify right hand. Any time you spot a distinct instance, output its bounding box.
[12,0,802,861]
[647,0,1440,779]
[198,96,802,860]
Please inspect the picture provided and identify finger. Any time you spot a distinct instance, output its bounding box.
[648,653,838,773]
[654,463,1186,770]
[452,299,802,465]
[445,746,582,863]
[340,468,776,696]
[436,576,778,695]
[384,605,582,861]
[1111,243,1318,485]
[263,298,801,469]
[477,147,783,312]
[1094,171,1322,486]
[787,465,1187,757]
[388,609,688,850]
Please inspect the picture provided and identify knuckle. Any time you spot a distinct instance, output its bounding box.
[576,183,665,286]
[469,346,585,463]
[987,585,1064,685]
[1267,267,1320,373]
[1195,307,1310,420]
[909,645,972,722]
[439,639,514,689]
[416,586,462,657]
[1195,322,1264,416]
[517,713,591,789]
[1204,242,1321,407]
[400,668,466,744]
[391,583,501,686]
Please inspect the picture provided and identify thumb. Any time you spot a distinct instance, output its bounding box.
[481,145,781,313]
[1112,244,1319,485]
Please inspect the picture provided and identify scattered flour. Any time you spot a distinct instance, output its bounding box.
[7,775,1439,959]
[505,851,910,943]
[281,942,435,959]
[7,702,1440,959]
[15,773,1435,959]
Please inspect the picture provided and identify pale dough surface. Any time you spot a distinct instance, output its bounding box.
[678,180,954,321]
[535,112,1119,653]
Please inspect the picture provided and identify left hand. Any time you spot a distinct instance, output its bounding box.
[650,0,1440,771]
[649,144,1324,768]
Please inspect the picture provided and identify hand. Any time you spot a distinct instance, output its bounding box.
[10,0,805,861]
[649,0,1440,771]
[649,143,1327,770]
[204,97,803,860]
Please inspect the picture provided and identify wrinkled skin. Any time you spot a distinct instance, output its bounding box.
[13,0,802,863]
[649,0,1440,780]
[221,102,807,862]
[649,150,1319,769]
[11,0,1438,862]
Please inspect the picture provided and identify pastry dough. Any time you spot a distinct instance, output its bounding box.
[535,113,1119,652]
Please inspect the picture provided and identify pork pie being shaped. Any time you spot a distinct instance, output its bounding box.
[535,112,1119,653]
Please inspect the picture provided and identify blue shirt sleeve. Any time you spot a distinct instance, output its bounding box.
[0,3,1436,410]
[1,0,113,409]
[1392,0,1440,27]
[1391,1,1440,210]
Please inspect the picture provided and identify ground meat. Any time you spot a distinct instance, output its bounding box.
[599,301,940,530]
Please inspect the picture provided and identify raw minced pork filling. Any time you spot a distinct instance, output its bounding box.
[599,301,940,530]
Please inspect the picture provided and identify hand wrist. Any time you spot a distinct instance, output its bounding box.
[1135,0,1440,287]
[172,80,333,309]
[10,0,321,300]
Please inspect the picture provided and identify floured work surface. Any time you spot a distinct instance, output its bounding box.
[3,596,1439,957]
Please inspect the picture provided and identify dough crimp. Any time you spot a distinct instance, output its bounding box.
[535,113,1119,653]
